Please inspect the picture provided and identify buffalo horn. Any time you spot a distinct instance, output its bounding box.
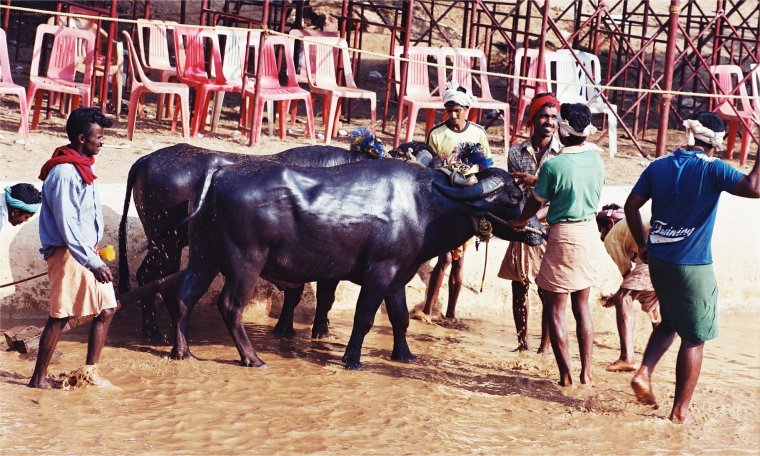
[433,177,504,201]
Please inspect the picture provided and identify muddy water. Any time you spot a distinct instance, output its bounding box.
[1,305,758,455]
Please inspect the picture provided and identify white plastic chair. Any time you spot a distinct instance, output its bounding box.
[577,50,618,157]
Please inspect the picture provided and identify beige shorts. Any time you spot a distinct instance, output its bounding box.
[47,247,117,318]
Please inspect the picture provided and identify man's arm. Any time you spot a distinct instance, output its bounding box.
[730,113,760,198]
[512,194,542,228]
[623,192,650,263]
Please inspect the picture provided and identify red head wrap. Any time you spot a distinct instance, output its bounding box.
[527,95,560,124]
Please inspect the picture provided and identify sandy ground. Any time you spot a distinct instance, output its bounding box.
[0,1,759,454]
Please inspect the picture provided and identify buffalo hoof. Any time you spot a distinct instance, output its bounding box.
[344,360,364,371]
[240,359,268,368]
[170,348,195,360]
[272,323,296,339]
[391,351,418,363]
[311,319,331,339]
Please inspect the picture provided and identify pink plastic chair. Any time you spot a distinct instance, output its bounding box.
[173,26,242,137]
[242,34,315,146]
[137,19,178,120]
[442,46,510,151]
[394,46,446,141]
[27,24,95,131]
[289,29,339,85]
[302,36,376,144]
[709,64,755,165]
[510,47,543,142]
[122,31,189,140]
[0,28,29,144]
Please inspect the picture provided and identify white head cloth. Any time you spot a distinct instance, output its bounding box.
[443,81,476,108]
[558,119,597,137]
[682,119,725,148]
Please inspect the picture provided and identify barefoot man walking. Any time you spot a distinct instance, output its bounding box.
[624,112,760,423]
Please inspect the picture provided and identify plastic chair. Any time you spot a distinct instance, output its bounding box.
[544,49,586,104]
[289,29,339,85]
[0,28,29,144]
[48,10,125,117]
[209,27,249,134]
[122,31,189,140]
[441,46,510,151]
[302,36,376,144]
[173,26,242,137]
[394,46,446,142]
[136,19,178,120]
[27,24,95,130]
[242,34,315,146]
[511,47,543,141]
[576,50,618,157]
[709,64,755,165]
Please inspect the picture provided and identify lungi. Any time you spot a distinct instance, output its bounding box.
[47,247,117,318]
[536,220,602,293]
[497,241,546,284]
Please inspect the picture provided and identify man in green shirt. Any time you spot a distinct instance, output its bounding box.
[512,103,605,387]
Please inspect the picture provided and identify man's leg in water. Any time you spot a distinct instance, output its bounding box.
[445,256,464,319]
[631,322,677,405]
[423,252,452,315]
[28,317,70,389]
[511,280,530,350]
[570,287,593,385]
[608,289,637,372]
[542,289,573,386]
[537,288,551,353]
[670,339,704,424]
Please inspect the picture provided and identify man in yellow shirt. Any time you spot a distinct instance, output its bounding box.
[597,204,660,373]
[421,82,492,320]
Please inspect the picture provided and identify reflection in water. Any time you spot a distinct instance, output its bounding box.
[1,306,758,454]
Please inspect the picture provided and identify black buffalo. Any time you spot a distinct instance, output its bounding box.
[170,158,543,370]
[118,142,440,341]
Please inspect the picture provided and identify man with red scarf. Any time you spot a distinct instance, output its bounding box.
[29,107,117,389]
[497,93,561,353]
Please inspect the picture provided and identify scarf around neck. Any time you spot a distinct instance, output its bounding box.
[39,146,97,185]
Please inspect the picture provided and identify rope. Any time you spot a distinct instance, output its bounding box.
[0,4,754,102]
[0,272,46,289]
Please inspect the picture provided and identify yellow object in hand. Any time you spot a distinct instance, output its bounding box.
[99,245,116,262]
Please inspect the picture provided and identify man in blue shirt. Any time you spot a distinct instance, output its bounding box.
[29,107,117,389]
[624,111,760,424]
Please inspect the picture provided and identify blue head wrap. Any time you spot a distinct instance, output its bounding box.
[4,186,41,214]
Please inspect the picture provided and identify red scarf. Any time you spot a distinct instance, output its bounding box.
[39,146,97,185]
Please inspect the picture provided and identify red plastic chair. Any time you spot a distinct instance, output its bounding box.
[27,24,95,131]
[442,46,510,151]
[122,31,190,140]
[302,36,376,144]
[394,46,446,142]
[242,34,315,146]
[0,28,29,144]
[173,26,242,137]
[709,64,756,165]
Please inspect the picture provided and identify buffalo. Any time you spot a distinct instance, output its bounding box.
[170,158,544,370]
[118,141,440,341]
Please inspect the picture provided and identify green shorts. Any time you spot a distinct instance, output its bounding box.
[649,257,718,343]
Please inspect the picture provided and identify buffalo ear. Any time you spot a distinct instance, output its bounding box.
[433,176,505,201]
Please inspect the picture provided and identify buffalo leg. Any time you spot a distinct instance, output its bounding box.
[273,284,305,338]
[384,289,417,363]
[312,280,339,339]
[342,286,385,370]
[169,265,218,360]
[136,237,182,342]
[217,276,267,367]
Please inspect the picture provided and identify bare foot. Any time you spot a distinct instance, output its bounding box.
[580,374,593,387]
[631,369,657,406]
[409,310,433,324]
[537,347,551,356]
[606,359,638,372]
[669,411,695,425]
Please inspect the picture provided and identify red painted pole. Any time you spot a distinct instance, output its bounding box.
[655,0,680,157]
[393,0,414,149]
[536,0,550,94]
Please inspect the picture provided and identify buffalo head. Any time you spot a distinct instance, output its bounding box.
[433,167,545,246]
